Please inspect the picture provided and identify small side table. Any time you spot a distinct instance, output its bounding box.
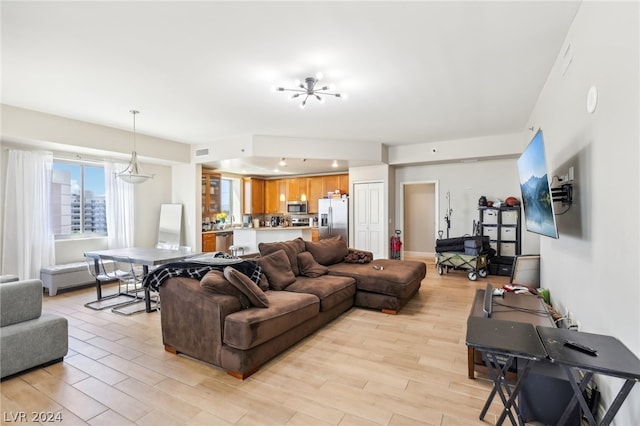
[466,317,547,426]
[537,326,640,426]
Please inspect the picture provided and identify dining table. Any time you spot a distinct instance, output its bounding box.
[85,246,194,313]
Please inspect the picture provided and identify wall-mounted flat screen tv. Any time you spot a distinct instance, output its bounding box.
[516,129,559,239]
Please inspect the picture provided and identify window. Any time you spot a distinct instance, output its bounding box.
[220,177,241,224]
[51,160,107,237]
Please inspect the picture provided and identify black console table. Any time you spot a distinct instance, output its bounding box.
[466,317,640,426]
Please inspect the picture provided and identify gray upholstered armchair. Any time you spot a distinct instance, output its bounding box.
[0,278,68,379]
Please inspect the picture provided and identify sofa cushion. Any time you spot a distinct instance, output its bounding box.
[223,290,319,350]
[297,252,329,278]
[0,279,43,327]
[257,249,296,290]
[200,270,251,309]
[303,236,349,266]
[285,275,356,312]
[223,267,269,308]
[258,238,305,276]
[327,259,427,299]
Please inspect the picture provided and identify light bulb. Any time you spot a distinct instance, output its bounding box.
[279,158,286,167]
[332,160,338,168]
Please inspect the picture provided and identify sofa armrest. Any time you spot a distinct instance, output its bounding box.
[0,279,42,327]
[159,277,243,367]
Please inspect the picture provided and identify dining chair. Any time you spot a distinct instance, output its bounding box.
[84,255,133,310]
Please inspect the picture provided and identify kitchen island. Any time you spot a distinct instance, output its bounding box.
[233,226,315,255]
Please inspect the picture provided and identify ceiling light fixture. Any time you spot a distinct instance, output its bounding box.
[279,158,287,167]
[116,110,154,184]
[275,72,346,108]
[331,160,339,168]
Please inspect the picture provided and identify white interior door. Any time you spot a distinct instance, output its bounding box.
[354,182,385,259]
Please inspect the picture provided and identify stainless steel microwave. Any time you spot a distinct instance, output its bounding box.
[286,201,308,215]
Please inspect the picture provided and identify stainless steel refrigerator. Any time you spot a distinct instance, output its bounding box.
[318,198,348,241]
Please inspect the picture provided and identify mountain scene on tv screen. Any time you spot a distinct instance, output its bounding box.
[520,174,555,235]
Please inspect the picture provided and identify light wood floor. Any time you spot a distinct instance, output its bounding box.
[1,258,511,426]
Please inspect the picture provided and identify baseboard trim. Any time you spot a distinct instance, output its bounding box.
[403,251,434,258]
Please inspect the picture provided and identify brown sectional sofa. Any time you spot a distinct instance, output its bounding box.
[159,237,426,379]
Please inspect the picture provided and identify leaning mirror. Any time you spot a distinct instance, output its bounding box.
[157,204,182,249]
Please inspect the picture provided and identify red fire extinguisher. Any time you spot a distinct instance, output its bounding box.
[391,230,402,260]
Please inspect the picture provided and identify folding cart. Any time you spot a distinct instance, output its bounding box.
[436,251,488,281]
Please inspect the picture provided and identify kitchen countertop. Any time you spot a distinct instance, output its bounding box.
[202,229,235,234]
[235,226,318,231]
[203,226,318,234]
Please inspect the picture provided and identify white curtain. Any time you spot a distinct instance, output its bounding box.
[104,161,135,249]
[2,149,55,279]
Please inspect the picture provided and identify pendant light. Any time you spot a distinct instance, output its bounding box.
[117,110,153,184]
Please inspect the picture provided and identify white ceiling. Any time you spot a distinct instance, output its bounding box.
[1,1,581,175]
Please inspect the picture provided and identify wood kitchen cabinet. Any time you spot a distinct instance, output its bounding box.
[202,233,216,252]
[202,170,221,222]
[322,174,349,197]
[339,174,350,194]
[286,178,307,201]
[306,177,324,213]
[265,179,286,213]
[243,177,265,214]
[263,174,349,214]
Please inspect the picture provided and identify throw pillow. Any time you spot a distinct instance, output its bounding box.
[244,257,270,291]
[344,250,373,264]
[297,251,329,278]
[258,238,305,276]
[223,267,269,308]
[256,249,296,290]
[200,270,251,309]
[303,235,349,266]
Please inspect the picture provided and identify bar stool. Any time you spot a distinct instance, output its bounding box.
[229,245,246,257]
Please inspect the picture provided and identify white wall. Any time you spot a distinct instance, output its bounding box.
[395,158,539,255]
[1,105,190,165]
[133,162,174,248]
[527,2,639,424]
[172,163,201,251]
[0,105,190,265]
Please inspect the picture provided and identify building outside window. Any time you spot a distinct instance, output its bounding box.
[51,161,107,237]
[220,177,241,225]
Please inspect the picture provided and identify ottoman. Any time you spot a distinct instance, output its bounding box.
[327,259,427,314]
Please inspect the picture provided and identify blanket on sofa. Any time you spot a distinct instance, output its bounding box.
[143,260,262,291]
